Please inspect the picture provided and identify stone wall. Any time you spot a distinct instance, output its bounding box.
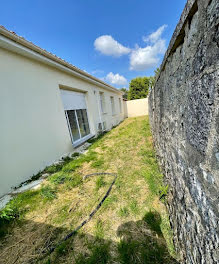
[148,0,219,263]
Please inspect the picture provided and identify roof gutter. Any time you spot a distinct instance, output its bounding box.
[0,26,122,95]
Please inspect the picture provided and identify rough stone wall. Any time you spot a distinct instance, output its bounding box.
[149,0,219,263]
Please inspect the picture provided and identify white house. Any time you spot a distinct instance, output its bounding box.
[0,26,125,197]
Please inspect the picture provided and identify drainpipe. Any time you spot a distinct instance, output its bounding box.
[94,90,103,132]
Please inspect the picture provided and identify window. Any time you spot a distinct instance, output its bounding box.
[65,109,90,144]
[76,109,90,138]
[99,92,106,113]
[110,96,115,115]
[119,98,122,113]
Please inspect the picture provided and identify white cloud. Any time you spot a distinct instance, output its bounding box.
[130,25,167,71]
[105,72,128,86]
[94,35,131,57]
[94,25,167,71]
[130,39,166,71]
[142,25,167,43]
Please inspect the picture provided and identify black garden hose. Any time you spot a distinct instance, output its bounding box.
[44,172,117,255]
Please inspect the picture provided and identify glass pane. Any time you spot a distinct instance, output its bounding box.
[67,110,80,141]
[76,109,90,138]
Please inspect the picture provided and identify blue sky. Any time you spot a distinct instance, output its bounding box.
[1,0,187,88]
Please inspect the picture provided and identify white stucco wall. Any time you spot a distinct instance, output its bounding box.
[125,98,148,117]
[0,48,124,197]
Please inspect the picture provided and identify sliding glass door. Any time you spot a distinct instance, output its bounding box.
[76,109,90,138]
[65,109,90,144]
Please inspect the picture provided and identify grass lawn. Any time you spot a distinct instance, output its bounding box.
[0,116,178,264]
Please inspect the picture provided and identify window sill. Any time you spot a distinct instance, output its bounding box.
[73,134,94,148]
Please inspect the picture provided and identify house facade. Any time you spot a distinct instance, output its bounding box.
[0,26,125,197]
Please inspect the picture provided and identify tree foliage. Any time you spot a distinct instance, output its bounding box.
[128,77,151,100]
[125,68,161,100]
[120,88,128,100]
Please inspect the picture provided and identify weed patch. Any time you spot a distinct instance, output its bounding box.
[40,186,57,200]
[0,203,19,221]
[129,200,139,216]
[94,219,104,238]
[45,164,63,174]
[91,158,104,168]
[102,194,118,209]
[71,152,80,158]
[48,172,69,185]
[65,174,82,189]
[95,176,106,191]
[62,151,97,172]
[118,207,129,217]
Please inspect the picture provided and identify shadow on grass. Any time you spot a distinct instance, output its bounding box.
[116,211,178,264]
[0,211,178,264]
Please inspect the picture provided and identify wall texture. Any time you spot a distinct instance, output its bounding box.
[149,0,219,263]
[125,98,148,117]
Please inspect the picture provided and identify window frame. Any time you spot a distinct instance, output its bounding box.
[110,96,115,116]
[99,92,106,114]
[65,109,92,146]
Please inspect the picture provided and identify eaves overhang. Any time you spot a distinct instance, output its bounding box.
[0,26,123,95]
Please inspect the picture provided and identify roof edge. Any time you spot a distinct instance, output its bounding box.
[0,25,122,95]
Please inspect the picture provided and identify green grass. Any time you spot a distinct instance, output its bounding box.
[40,185,57,200]
[62,151,98,172]
[102,194,118,209]
[117,238,169,264]
[129,200,139,216]
[53,204,70,225]
[65,174,82,189]
[48,172,69,185]
[0,117,177,263]
[71,152,80,158]
[45,164,63,174]
[91,158,105,168]
[75,242,111,264]
[118,207,129,217]
[94,219,104,239]
[55,241,69,256]
[0,190,40,221]
[117,240,140,264]
[143,210,162,236]
[95,176,106,191]
[117,211,176,264]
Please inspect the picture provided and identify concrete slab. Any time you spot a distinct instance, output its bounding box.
[11,179,44,194]
[0,195,12,210]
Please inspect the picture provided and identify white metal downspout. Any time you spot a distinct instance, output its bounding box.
[95,90,103,131]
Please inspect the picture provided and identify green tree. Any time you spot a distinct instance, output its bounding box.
[128,77,150,100]
[120,88,128,100]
